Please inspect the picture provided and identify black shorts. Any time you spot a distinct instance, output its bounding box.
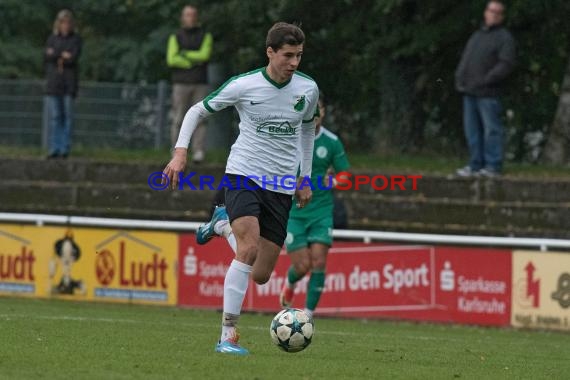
[224,174,292,247]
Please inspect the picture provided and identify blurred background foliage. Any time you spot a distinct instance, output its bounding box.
[0,0,568,161]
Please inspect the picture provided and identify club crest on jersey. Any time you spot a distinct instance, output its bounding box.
[294,95,306,112]
[316,146,328,158]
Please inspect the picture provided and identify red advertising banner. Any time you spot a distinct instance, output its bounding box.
[178,235,512,326]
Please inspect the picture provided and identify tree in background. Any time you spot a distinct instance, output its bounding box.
[0,0,568,163]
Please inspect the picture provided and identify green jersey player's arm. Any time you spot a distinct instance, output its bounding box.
[299,87,319,178]
[332,138,350,173]
[174,78,240,149]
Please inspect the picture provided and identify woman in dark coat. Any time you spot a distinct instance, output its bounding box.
[44,9,82,159]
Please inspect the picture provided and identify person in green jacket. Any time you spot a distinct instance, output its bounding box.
[167,5,213,163]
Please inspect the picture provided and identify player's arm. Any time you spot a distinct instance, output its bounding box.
[163,77,241,188]
[296,87,319,207]
[331,138,351,186]
[166,34,192,69]
[181,33,213,63]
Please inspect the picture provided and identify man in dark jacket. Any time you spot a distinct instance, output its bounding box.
[45,9,82,159]
[167,5,213,163]
[455,0,515,177]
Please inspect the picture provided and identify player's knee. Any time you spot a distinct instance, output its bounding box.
[235,244,257,265]
[293,259,311,277]
[252,271,271,285]
[311,256,326,271]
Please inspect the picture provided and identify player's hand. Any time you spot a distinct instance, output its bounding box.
[163,148,187,190]
[295,177,312,208]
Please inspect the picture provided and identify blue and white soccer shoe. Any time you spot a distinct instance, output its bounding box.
[215,338,249,356]
[196,206,229,245]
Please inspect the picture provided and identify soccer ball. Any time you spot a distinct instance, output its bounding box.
[270,308,314,353]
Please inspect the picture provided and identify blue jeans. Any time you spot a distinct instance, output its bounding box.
[462,95,504,172]
[46,95,74,156]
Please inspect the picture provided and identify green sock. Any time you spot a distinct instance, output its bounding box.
[306,270,325,311]
[287,265,303,287]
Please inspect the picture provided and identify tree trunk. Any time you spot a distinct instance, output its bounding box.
[543,59,570,164]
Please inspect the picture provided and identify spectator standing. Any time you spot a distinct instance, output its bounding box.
[45,9,82,159]
[167,5,213,163]
[455,0,515,177]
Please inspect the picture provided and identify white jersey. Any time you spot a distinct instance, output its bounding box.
[202,67,319,194]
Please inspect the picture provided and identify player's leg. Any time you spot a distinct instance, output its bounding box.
[214,175,262,355]
[280,247,310,307]
[215,215,258,355]
[304,216,334,318]
[280,217,310,307]
[253,187,293,285]
[251,236,281,284]
[305,243,329,319]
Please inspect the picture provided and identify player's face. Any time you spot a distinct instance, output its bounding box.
[267,44,303,81]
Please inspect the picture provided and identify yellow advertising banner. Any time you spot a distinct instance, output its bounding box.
[512,251,570,331]
[0,224,178,305]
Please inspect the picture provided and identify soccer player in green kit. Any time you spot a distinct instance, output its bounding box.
[279,94,350,318]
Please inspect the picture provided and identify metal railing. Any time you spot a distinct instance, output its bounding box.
[0,79,170,149]
[1,212,569,252]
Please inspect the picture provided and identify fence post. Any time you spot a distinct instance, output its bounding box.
[41,96,49,150]
[155,80,168,150]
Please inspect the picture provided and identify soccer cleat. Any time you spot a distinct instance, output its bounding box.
[215,331,249,356]
[279,283,295,308]
[196,206,228,245]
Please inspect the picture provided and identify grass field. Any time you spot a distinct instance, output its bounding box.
[1,298,568,379]
[1,145,569,178]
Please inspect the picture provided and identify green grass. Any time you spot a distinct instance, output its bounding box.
[1,297,568,379]
[1,145,568,178]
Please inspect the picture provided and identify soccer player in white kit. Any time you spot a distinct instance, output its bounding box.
[163,22,319,355]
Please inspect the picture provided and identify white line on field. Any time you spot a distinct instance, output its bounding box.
[0,313,463,342]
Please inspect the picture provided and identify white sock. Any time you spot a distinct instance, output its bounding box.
[304,308,314,319]
[214,220,237,254]
[221,259,252,342]
[214,220,228,235]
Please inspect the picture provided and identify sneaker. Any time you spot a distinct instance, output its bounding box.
[455,166,480,177]
[479,168,501,178]
[279,283,295,308]
[215,331,249,356]
[192,150,205,164]
[196,206,228,245]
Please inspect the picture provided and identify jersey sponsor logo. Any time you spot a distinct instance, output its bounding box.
[250,101,264,105]
[316,146,328,158]
[256,121,297,136]
[294,95,306,112]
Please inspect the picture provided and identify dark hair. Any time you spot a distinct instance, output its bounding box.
[266,22,305,51]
